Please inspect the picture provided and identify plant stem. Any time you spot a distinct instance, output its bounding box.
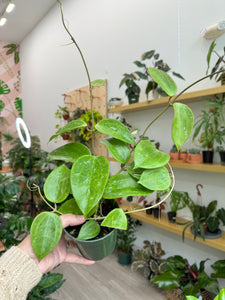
[57,0,95,155]
[29,183,62,215]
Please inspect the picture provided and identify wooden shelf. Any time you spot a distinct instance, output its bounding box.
[107,157,225,174]
[170,162,225,173]
[120,201,225,252]
[0,166,12,173]
[108,85,225,114]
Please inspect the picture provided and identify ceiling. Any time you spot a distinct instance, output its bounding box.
[0,0,56,43]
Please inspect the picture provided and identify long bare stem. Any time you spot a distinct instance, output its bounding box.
[57,0,95,154]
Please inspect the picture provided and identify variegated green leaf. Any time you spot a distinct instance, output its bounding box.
[101,208,127,230]
[148,67,177,96]
[172,103,194,151]
[77,220,100,240]
[49,120,87,142]
[134,140,170,169]
[44,165,71,203]
[103,173,153,199]
[95,119,136,145]
[70,155,109,218]
[58,198,83,215]
[48,142,91,162]
[138,167,171,191]
[30,212,62,261]
[100,138,131,164]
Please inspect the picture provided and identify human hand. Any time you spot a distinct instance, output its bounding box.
[18,214,95,273]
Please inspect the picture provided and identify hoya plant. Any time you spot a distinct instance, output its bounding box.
[29,0,196,262]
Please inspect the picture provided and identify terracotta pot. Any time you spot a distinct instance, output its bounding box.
[187,153,202,164]
[179,152,187,161]
[170,152,179,161]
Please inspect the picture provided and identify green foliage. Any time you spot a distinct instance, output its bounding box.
[151,255,219,298]
[188,148,200,154]
[131,240,167,279]
[206,40,225,82]
[192,95,225,150]
[177,196,225,241]
[132,49,184,98]
[30,68,194,260]
[119,73,141,103]
[27,272,65,299]
[169,190,189,213]
[3,43,20,64]
[116,215,140,253]
[14,97,23,118]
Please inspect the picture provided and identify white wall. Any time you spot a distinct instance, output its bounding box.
[20,0,225,287]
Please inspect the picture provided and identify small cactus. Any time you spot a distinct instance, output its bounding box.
[131,240,167,280]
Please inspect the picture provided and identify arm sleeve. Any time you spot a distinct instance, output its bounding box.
[0,246,42,300]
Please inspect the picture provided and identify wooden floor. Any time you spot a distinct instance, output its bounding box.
[52,249,167,300]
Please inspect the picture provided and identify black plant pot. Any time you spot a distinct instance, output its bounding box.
[145,205,152,215]
[202,150,214,164]
[167,211,176,223]
[153,208,161,218]
[219,151,225,165]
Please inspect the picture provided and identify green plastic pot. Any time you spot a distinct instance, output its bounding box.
[118,251,132,265]
[64,199,118,261]
[65,227,117,261]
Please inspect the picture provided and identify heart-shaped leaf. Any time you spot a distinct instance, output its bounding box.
[101,208,127,230]
[77,220,100,240]
[172,103,194,151]
[138,167,171,191]
[71,155,109,218]
[148,67,177,96]
[30,212,62,261]
[58,198,83,215]
[134,140,170,169]
[100,138,131,164]
[103,173,153,199]
[44,165,71,203]
[49,120,87,142]
[95,119,136,145]
[48,143,91,162]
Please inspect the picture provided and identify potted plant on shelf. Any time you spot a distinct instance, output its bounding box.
[119,73,141,104]
[167,190,189,223]
[206,39,225,85]
[192,95,225,163]
[132,49,185,99]
[178,196,225,241]
[131,240,167,280]
[186,148,202,164]
[151,255,219,300]
[116,215,141,265]
[170,144,179,161]
[29,0,225,263]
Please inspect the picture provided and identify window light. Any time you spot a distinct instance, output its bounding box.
[0,18,7,26]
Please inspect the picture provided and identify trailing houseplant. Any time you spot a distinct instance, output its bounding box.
[186,288,225,300]
[28,0,223,263]
[151,255,219,299]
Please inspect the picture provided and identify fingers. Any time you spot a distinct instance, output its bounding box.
[64,252,95,265]
[60,214,85,228]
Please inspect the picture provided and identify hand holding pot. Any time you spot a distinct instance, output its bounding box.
[18,214,95,274]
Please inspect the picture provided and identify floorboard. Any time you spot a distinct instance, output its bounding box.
[52,250,167,300]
